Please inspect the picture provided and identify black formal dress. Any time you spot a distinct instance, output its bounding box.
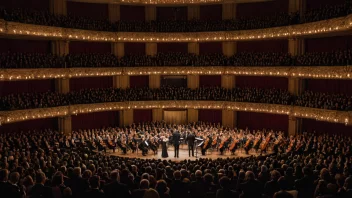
[172,131,181,157]
[161,138,169,158]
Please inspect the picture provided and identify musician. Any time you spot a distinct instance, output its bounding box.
[219,134,231,155]
[128,134,137,153]
[186,131,195,157]
[117,135,128,155]
[201,134,212,156]
[161,135,169,158]
[139,136,148,156]
[172,130,181,158]
[229,135,238,155]
[244,135,253,155]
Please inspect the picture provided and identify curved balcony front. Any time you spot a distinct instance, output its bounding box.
[0,101,350,126]
[0,14,351,43]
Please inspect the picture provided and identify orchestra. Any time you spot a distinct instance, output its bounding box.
[63,122,317,158]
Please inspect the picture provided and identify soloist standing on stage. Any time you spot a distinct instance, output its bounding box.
[172,130,181,158]
[186,131,195,157]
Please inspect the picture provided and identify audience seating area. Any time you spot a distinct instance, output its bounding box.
[1,50,351,69]
[1,86,351,111]
[0,122,352,198]
[0,2,351,32]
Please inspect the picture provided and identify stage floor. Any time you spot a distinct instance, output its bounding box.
[109,145,269,161]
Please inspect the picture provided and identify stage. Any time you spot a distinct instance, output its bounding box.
[109,145,270,161]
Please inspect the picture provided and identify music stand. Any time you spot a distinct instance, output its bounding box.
[195,137,203,159]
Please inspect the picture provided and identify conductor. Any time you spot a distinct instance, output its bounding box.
[172,130,181,158]
[186,131,195,157]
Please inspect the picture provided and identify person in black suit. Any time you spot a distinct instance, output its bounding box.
[169,171,187,198]
[294,167,315,198]
[29,172,53,198]
[66,167,89,198]
[132,179,149,198]
[216,176,239,198]
[84,175,104,198]
[103,171,131,198]
[239,171,263,198]
[172,130,181,158]
[0,169,10,193]
[186,132,195,157]
[6,172,23,198]
[264,170,281,198]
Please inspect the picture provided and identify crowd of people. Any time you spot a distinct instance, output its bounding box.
[1,86,351,111]
[1,121,352,198]
[0,2,351,32]
[1,50,352,69]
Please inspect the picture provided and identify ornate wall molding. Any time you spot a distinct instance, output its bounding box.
[0,14,351,42]
[1,66,351,81]
[68,0,270,5]
[0,101,350,125]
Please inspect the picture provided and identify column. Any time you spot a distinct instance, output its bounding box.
[50,0,67,15]
[222,3,236,20]
[288,77,305,96]
[221,75,235,89]
[222,42,237,57]
[188,109,199,123]
[187,5,200,20]
[119,109,134,126]
[289,0,306,15]
[288,116,301,136]
[152,109,163,121]
[111,42,124,58]
[145,5,156,21]
[113,76,130,89]
[288,38,305,56]
[108,4,120,23]
[58,116,72,136]
[51,41,69,57]
[149,75,161,89]
[188,42,199,55]
[222,110,236,128]
[146,43,157,56]
[288,38,305,135]
[55,78,70,94]
[187,75,199,89]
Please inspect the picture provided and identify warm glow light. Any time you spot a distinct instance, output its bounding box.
[0,101,350,125]
[1,14,351,42]
[0,66,351,81]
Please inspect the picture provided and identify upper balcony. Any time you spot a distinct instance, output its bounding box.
[0,2,352,43]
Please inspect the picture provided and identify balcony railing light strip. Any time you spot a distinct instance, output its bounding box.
[0,14,351,42]
[0,101,350,125]
[1,66,351,81]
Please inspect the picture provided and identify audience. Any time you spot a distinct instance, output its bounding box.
[0,87,293,111]
[2,50,352,69]
[1,86,351,111]
[1,2,351,32]
[0,122,351,198]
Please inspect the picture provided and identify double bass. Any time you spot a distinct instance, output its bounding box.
[229,138,238,151]
[219,136,228,150]
[203,136,210,149]
[260,133,272,150]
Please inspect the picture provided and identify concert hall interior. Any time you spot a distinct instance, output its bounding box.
[1,0,352,198]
